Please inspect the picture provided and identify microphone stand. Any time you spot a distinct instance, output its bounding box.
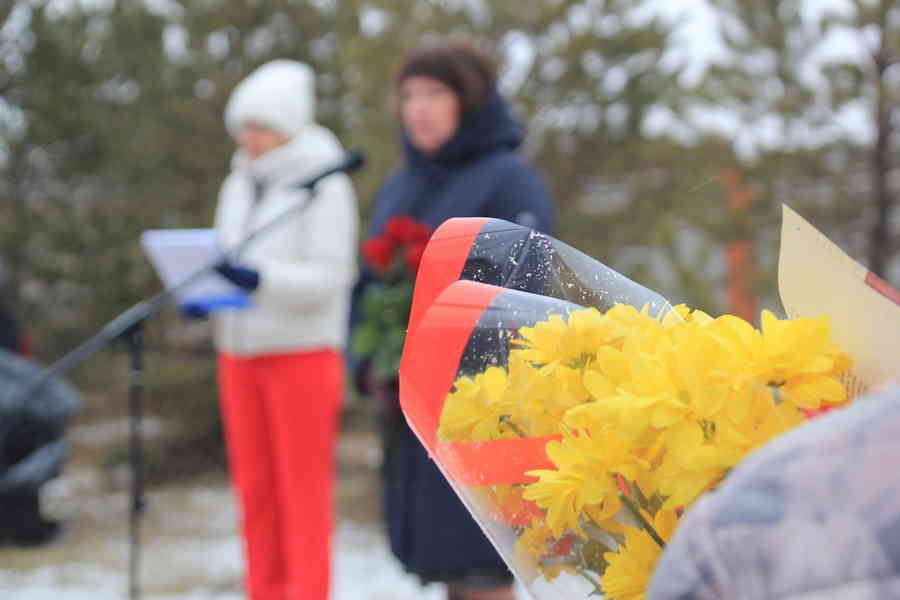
[12,152,362,600]
[125,320,145,600]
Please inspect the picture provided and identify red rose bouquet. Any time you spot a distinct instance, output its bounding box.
[352,215,432,381]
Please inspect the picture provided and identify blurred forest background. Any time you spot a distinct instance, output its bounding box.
[1,0,898,473]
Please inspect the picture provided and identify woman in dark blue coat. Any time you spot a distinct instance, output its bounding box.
[352,40,555,600]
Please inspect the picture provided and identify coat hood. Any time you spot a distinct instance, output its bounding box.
[225,59,316,140]
[229,123,345,186]
[402,90,523,170]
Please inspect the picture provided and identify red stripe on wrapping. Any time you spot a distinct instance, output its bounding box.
[401,280,560,487]
[865,271,900,306]
[406,217,489,337]
[436,435,559,486]
[400,280,503,452]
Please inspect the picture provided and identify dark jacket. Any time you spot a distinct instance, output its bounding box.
[0,307,20,355]
[366,91,555,237]
[351,90,555,382]
[351,90,555,581]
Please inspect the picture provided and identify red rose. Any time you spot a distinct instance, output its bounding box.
[362,236,395,271]
[405,241,428,274]
[385,215,431,244]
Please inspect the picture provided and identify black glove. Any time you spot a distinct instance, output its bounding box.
[215,260,260,291]
[179,294,251,320]
[180,301,211,320]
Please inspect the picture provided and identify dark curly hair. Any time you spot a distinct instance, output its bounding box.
[397,40,496,117]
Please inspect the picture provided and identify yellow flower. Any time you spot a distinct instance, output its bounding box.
[567,307,628,355]
[660,303,691,327]
[514,518,554,561]
[547,365,592,414]
[522,468,616,538]
[730,385,802,451]
[628,351,675,398]
[605,303,660,335]
[513,307,628,373]
[523,433,631,537]
[600,508,678,600]
[438,367,520,442]
[657,423,739,509]
[591,345,632,385]
[600,526,665,600]
[661,303,713,328]
[759,310,852,382]
[709,313,764,368]
[505,353,559,436]
[582,368,617,402]
[435,299,855,596]
[578,364,689,441]
[781,373,848,410]
[513,314,572,372]
[626,350,695,430]
[651,508,679,542]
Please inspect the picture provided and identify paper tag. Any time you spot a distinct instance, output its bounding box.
[140,229,239,303]
[779,205,900,394]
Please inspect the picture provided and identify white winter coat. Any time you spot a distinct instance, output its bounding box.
[212,62,358,356]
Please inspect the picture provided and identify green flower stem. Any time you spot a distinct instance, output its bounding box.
[576,567,603,596]
[770,383,786,405]
[499,416,527,438]
[618,492,666,548]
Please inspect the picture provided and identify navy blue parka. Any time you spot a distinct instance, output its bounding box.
[350,89,555,582]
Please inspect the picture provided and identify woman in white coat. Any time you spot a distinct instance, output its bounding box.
[194,59,357,600]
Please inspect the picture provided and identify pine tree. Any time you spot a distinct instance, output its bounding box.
[702,0,899,284]
[2,0,725,352]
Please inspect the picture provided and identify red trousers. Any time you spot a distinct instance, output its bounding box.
[218,350,342,600]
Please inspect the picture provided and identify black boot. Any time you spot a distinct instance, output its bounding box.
[0,490,61,546]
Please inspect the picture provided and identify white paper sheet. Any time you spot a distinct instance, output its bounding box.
[779,205,900,395]
[140,228,245,304]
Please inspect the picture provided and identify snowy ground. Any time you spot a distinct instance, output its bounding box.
[0,417,527,599]
[0,484,445,599]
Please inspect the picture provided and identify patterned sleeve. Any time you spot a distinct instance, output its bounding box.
[648,387,900,600]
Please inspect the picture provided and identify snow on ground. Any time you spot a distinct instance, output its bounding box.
[0,484,446,600]
[0,523,446,600]
[0,417,532,599]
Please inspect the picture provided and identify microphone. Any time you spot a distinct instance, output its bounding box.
[296,149,366,190]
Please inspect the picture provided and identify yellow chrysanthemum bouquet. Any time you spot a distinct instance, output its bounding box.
[399,216,855,599]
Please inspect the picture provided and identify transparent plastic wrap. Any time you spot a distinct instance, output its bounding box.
[399,219,854,599]
[406,217,669,338]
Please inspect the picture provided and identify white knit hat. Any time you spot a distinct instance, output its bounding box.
[224,59,315,140]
